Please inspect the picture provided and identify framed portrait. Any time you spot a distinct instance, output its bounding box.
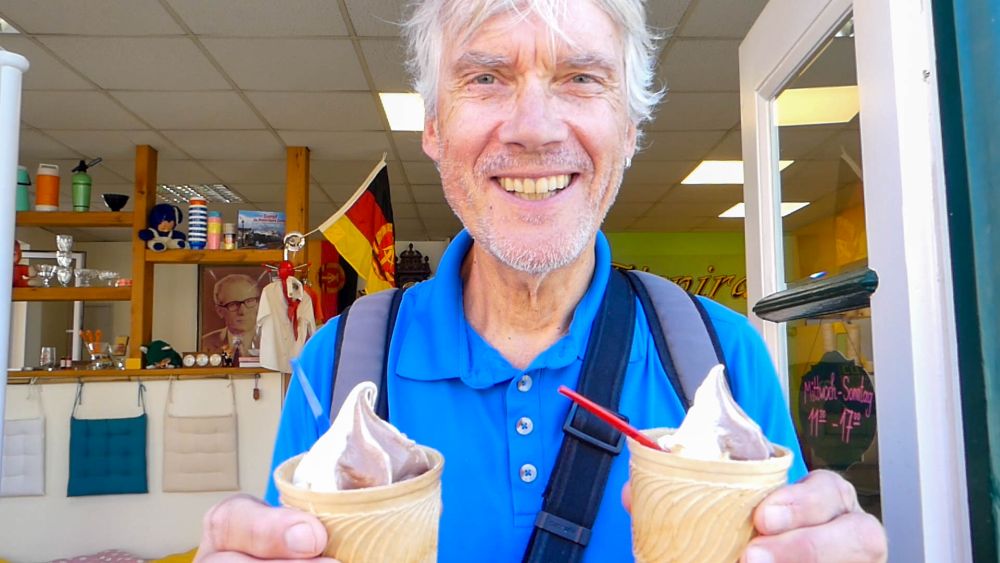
[198,265,270,355]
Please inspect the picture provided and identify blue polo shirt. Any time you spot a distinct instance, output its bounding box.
[266,230,807,563]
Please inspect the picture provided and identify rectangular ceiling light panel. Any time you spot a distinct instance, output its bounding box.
[681,160,794,185]
[380,92,425,132]
[776,85,859,127]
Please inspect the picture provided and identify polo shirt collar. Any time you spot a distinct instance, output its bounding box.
[395,229,613,388]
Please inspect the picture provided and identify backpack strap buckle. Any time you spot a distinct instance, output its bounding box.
[534,511,592,546]
[561,402,626,455]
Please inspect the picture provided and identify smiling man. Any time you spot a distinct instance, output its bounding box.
[196,1,886,562]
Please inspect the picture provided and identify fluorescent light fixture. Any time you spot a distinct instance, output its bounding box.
[681,160,794,185]
[380,93,425,131]
[776,85,859,126]
[718,202,809,218]
[157,184,244,204]
[0,18,19,34]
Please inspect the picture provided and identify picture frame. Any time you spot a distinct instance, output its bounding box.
[198,265,269,355]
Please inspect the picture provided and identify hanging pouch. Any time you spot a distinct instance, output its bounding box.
[162,377,239,492]
[1,380,46,497]
[68,382,148,496]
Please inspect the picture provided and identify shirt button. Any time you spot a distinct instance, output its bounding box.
[516,417,533,435]
[519,463,537,483]
[517,375,533,392]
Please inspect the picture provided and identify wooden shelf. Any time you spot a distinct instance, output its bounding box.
[7,366,278,382]
[16,211,134,228]
[145,248,282,265]
[13,286,132,301]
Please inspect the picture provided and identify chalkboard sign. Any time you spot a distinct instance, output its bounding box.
[798,353,877,470]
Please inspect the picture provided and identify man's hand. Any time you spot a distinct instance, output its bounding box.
[621,470,887,563]
[195,494,340,562]
[741,470,886,563]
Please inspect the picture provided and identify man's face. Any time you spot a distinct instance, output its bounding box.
[423,0,637,274]
[215,279,259,334]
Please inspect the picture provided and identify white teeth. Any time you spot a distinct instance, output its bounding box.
[499,174,571,196]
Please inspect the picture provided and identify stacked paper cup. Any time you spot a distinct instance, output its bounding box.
[188,197,208,250]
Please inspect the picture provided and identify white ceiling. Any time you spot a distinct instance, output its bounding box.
[1,0,857,242]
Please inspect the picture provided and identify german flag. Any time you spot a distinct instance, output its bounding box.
[318,157,395,293]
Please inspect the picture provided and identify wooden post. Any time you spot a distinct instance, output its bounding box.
[129,145,157,360]
[285,147,310,266]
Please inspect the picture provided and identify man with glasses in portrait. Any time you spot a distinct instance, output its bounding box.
[202,273,261,355]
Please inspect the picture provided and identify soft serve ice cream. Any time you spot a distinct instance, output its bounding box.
[658,364,775,461]
[627,364,793,563]
[293,381,432,491]
[274,381,443,562]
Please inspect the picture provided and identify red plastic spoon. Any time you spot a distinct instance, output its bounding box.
[558,385,665,451]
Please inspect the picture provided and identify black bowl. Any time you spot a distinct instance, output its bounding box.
[102,193,129,212]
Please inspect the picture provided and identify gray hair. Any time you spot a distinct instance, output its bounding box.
[402,0,663,132]
[213,273,257,306]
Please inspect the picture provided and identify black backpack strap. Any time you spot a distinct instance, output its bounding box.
[523,269,636,562]
[329,287,407,422]
[623,269,728,409]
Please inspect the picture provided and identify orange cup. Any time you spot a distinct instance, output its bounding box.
[35,163,60,211]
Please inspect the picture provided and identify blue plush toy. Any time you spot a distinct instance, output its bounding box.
[138,203,187,251]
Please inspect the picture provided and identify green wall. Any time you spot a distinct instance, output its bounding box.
[606,232,748,314]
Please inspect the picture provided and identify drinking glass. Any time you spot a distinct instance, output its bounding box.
[37,264,56,287]
[56,266,73,287]
[56,234,73,252]
[39,346,57,370]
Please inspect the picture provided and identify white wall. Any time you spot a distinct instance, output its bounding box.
[0,375,283,561]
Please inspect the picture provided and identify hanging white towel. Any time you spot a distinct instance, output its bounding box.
[257,279,316,373]
[1,383,45,497]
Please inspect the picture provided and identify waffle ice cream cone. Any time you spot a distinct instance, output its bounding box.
[275,447,444,563]
[628,428,792,563]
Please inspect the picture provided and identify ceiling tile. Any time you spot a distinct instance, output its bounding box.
[791,38,857,89]
[421,214,463,237]
[622,160,698,185]
[392,132,427,161]
[111,91,264,130]
[17,129,80,160]
[705,130,742,159]
[0,37,93,90]
[45,130,184,160]
[39,37,229,90]
[616,182,672,204]
[309,203,338,227]
[647,200,733,218]
[0,0,183,35]
[361,39,412,92]
[416,203,456,220]
[202,38,368,91]
[156,160,222,184]
[392,202,418,219]
[202,160,286,184]
[278,131,391,160]
[410,184,445,204]
[659,39,741,92]
[663,184,743,204]
[601,215,636,232]
[778,126,841,159]
[166,0,348,36]
[607,202,653,219]
[691,218,745,232]
[346,0,406,37]
[402,161,439,184]
[647,92,739,131]
[22,92,146,129]
[247,92,383,131]
[161,130,284,160]
[320,183,359,203]
[227,184,284,203]
[311,160,403,186]
[636,130,727,161]
[647,0,693,33]
[394,218,429,239]
[628,214,710,232]
[678,0,767,39]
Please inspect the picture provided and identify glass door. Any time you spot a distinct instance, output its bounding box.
[740,0,969,560]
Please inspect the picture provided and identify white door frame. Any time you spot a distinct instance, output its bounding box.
[740,0,970,561]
